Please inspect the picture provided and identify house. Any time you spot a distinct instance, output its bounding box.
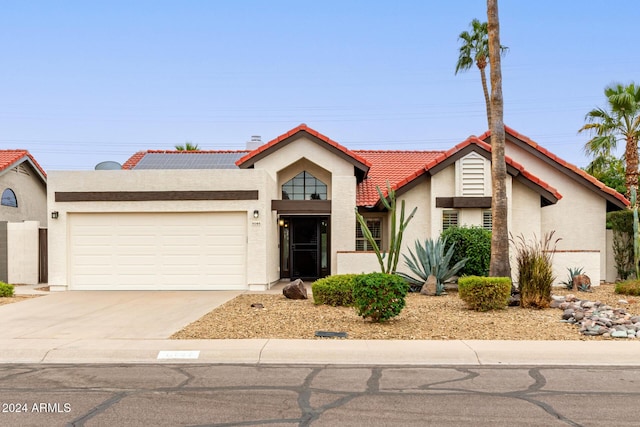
[46,124,627,291]
[0,149,48,284]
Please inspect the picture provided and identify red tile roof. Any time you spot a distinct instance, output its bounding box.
[236,123,372,169]
[121,125,626,209]
[354,150,444,206]
[479,126,629,207]
[422,136,562,202]
[0,149,47,179]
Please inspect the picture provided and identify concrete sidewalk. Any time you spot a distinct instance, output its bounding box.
[3,286,640,366]
[1,338,640,365]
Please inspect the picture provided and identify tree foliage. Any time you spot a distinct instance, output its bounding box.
[579,82,640,199]
[455,18,508,128]
[175,141,200,151]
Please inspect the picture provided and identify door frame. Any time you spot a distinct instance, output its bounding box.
[279,215,330,280]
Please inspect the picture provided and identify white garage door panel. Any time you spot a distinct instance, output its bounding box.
[69,212,247,290]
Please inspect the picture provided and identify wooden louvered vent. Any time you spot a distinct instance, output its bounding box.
[461,154,485,196]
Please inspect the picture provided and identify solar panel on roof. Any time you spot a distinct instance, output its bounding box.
[133,153,244,170]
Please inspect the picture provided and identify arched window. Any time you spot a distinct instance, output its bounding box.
[282,171,327,200]
[1,188,17,207]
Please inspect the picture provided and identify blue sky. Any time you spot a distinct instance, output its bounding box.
[1,1,637,170]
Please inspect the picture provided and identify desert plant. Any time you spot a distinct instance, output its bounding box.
[615,280,640,296]
[311,274,357,306]
[512,232,560,309]
[0,282,14,297]
[355,181,417,274]
[559,267,584,290]
[397,237,467,295]
[608,209,634,279]
[352,273,409,322]
[441,226,491,276]
[458,276,511,311]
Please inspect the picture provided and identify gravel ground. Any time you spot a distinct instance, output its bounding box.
[172,284,640,340]
[0,295,40,306]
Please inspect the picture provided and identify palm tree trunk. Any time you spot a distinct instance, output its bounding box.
[487,0,511,278]
[479,66,492,129]
[625,135,639,202]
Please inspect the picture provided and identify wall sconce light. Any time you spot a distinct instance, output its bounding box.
[253,210,259,219]
[278,219,285,227]
[51,211,59,219]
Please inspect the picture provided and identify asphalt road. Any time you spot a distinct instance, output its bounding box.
[1,364,639,426]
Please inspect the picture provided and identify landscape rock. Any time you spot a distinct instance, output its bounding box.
[572,274,591,291]
[552,292,640,338]
[421,275,438,296]
[283,279,308,300]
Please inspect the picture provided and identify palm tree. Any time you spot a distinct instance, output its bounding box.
[175,141,200,151]
[579,83,640,199]
[487,0,511,279]
[455,18,508,128]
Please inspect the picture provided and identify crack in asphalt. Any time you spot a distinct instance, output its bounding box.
[0,364,636,426]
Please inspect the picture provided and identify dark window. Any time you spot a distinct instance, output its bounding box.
[282,171,327,200]
[356,218,382,251]
[1,188,17,207]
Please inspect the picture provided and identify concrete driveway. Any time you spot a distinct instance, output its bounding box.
[0,291,240,339]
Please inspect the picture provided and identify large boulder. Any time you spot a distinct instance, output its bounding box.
[420,275,438,296]
[572,274,591,292]
[283,279,308,300]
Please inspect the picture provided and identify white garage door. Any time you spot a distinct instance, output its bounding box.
[69,212,247,290]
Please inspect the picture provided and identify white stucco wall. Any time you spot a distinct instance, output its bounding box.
[0,163,47,225]
[254,136,360,275]
[7,221,40,285]
[336,251,382,274]
[505,142,609,282]
[48,169,276,290]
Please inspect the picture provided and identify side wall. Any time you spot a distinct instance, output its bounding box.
[7,221,40,285]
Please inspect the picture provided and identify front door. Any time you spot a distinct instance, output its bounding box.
[280,216,329,280]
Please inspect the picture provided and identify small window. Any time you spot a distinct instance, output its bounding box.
[282,171,327,200]
[442,210,458,231]
[356,218,382,251]
[483,210,492,231]
[1,188,17,207]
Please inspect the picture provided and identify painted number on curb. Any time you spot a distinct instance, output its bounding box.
[157,350,200,360]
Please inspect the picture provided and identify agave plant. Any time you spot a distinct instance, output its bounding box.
[397,237,467,295]
[560,266,584,290]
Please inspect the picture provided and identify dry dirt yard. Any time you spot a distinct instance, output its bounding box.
[172,283,640,340]
[0,295,41,306]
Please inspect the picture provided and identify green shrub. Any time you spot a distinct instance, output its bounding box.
[397,237,467,294]
[615,280,640,296]
[441,226,491,277]
[458,276,511,311]
[352,273,409,322]
[0,282,14,297]
[311,274,357,306]
[512,232,559,309]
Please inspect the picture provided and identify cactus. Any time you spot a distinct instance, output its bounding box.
[355,181,417,274]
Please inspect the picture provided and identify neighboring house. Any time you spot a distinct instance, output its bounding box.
[47,125,627,291]
[0,150,48,284]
